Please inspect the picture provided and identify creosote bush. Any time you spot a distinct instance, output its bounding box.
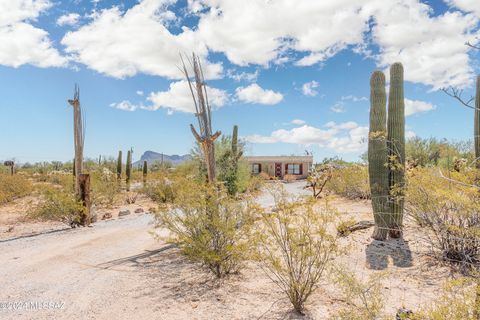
[30,187,85,227]
[155,181,255,278]
[326,165,370,200]
[332,268,387,320]
[406,167,480,271]
[254,187,337,314]
[0,173,33,204]
[412,277,479,319]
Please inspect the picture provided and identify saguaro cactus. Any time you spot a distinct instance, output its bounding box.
[387,62,406,238]
[475,76,480,169]
[117,151,122,180]
[368,71,389,240]
[126,150,132,191]
[143,160,148,186]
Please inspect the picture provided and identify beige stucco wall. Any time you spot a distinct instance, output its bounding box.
[245,156,313,179]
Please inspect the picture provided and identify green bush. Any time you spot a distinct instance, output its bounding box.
[254,189,337,314]
[406,167,480,271]
[0,173,33,204]
[326,165,370,200]
[332,268,387,320]
[91,170,121,208]
[412,278,478,319]
[155,181,255,278]
[143,176,177,204]
[30,188,85,227]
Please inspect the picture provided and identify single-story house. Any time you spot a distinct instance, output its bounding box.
[244,156,313,179]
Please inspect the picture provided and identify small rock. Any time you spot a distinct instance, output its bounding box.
[6,226,14,233]
[134,208,144,214]
[102,212,113,220]
[118,209,131,217]
[91,212,98,223]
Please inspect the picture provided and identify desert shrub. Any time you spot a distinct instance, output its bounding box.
[45,172,74,190]
[413,278,479,319]
[406,167,480,271]
[326,165,370,200]
[91,169,121,208]
[30,187,85,227]
[0,173,33,204]
[124,192,138,204]
[307,164,333,198]
[155,182,255,278]
[332,268,387,320]
[336,218,357,237]
[283,174,297,183]
[254,189,337,314]
[406,137,474,168]
[258,171,271,180]
[143,176,177,204]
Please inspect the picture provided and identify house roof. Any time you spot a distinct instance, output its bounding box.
[244,155,313,163]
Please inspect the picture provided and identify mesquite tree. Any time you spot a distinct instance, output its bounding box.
[181,53,221,183]
[367,63,406,240]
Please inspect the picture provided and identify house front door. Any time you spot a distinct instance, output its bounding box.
[274,163,282,178]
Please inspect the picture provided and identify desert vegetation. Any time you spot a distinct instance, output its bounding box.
[3,58,480,320]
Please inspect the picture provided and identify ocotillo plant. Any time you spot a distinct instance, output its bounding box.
[368,71,389,240]
[126,150,132,191]
[387,62,406,238]
[475,76,480,168]
[143,160,148,186]
[117,151,122,180]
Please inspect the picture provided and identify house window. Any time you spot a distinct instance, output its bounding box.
[287,164,301,175]
[251,163,261,174]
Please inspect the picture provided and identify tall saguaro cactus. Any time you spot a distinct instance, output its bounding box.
[387,63,406,238]
[181,53,221,183]
[143,160,148,186]
[68,84,85,195]
[126,150,132,191]
[368,71,389,240]
[475,76,480,169]
[368,63,406,240]
[117,151,122,180]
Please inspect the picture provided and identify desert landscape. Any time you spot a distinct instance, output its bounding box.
[2,0,480,319]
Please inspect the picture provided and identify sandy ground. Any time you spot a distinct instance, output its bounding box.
[0,182,452,319]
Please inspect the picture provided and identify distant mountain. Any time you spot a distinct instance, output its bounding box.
[133,151,192,167]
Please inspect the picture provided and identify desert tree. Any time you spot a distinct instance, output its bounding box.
[180,53,221,183]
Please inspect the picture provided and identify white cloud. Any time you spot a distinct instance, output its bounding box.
[406,130,417,139]
[110,100,140,112]
[291,119,306,125]
[147,80,228,113]
[190,0,479,88]
[227,69,258,82]
[405,98,436,116]
[57,13,80,26]
[245,122,368,153]
[446,0,480,18]
[62,0,222,79]
[0,0,66,68]
[195,0,368,67]
[235,83,283,105]
[136,90,144,96]
[367,0,479,89]
[330,102,346,113]
[302,81,319,97]
[342,95,367,102]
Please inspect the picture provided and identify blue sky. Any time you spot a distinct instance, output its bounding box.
[0,0,479,163]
